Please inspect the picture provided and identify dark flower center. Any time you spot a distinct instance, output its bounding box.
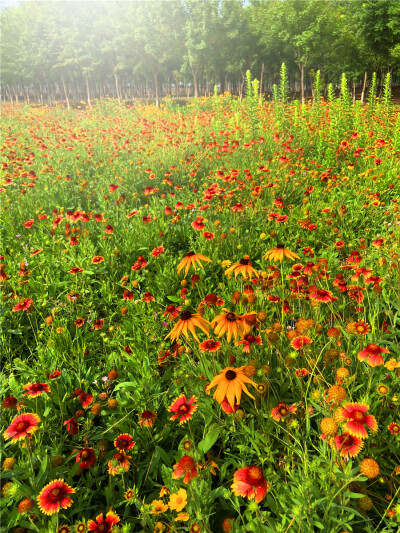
[142,410,153,418]
[51,488,61,498]
[16,421,29,431]
[114,452,124,462]
[276,244,284,249]
[180,311,193,321]
[226,313,236,322]
[244,335,256,343]
[353,411,365,422]
[30,384,43,392]
[178,405,188,413]
[186,251,195,257]
[239,258,250,265]
[117,439,128,449]
[225,370,237,381]
[247,467,264,485]
[81,450,90,459]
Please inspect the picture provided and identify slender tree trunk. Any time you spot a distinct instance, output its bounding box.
[43,72,52,107]
[61,73,70,110]
[300,63,305,104]
[153,69,160,107]
[85,73,91,108]
[191,68,199,98]
[260,62,265,96]
[360,71,367,103]
[112,62,121,103]
[352,81,356,103]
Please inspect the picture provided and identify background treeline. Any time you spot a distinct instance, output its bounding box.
[1,0,400,106]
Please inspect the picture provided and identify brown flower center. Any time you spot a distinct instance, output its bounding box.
[180,311,193,321]
[16,421,29,432]
[239,258,250,265]
[247,466,263,485]
[178,405,188,413]
[81,450,90,459]
[51,488,61,497]
[276,244,284,249]
[226,313,236,322]
[353,411,365,421]
[225,370,237,381]
[186,251,195,257]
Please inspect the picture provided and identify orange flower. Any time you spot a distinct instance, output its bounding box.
[168,488,187,512]
[211,309,246,343]
[199,339,222,352]
[23,383,51,398]
[37,479,75,515]
[206,366,256,408]
[165,310,210,343]
[264,244,299,262]
[335,402,378,439]
[138,410,157,427]
[3,413,41,442]
[172,456,198,484]
[168,395,197,424]
[177,251,212,277]
[358,344,389,367]
[224,256,259,280]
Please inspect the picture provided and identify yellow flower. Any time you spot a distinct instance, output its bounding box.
[264,245,300,262]
[174,512,190,521]
[205,366,256,407]
[150,500,168,514]
[220,260,232,268]
[385,358,400,371]
[169,488,187,512]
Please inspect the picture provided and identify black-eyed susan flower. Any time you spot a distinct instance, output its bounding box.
[168,395,197,424]
[37,479,75,515]
[177,251,212,277]
[211,309,245,343]
[206,367,256,408]
[165,310,210,343]
[264,244,300,262]
[224,256,259,280]
[231,466,270,503]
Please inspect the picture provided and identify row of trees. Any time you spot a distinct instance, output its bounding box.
[1,0,400,106]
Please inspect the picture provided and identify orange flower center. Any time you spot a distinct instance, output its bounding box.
[353,411,364,421]
[51,488,61,497]
[176,497,183,505]
[356,326,366,333]
[81,450,90,459]
[247,466,264,485]
[178,405,188,413]
[98,525,107,532]
[225,370,237,381]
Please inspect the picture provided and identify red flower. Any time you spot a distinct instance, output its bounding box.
[199,339,222,352]
[191,217,205,230]
[336,402,378,439]
[105,225,114,234]
[76,448,96,469]
[79,393,93,409]
[108,451,131,475]
[2,396,18,409]
[92,256,104,264]
[30,248,43,256]
[23,383,51,398]
[3,413,41,442]
[12,298,33,312]
[74,318,85,328]
[24,219,34,228]
[92,319,104,330]
[114,433,135,452]
[123,290,134,301]
[126,210,139,218]
[169,395,197,425]
[271,402,296,422]
[164,304,181,320]
[87,511,120,533]
[388,422,400,435]
[152,246,165,257]
[37,479,75,515]
[203,231,215,240]
[142,292,154,303]
[309,288,337,302]
[69,267,83,274]
[334,433,363,457]
[64,417,79,435]
[358,344,389,367]
[291,336,312,350]
[49,370,61,379]
[172,456,198,484]
[221,397,239,414]
[236,334,262,353]
[231,466,270,503]
[138,410,157,428]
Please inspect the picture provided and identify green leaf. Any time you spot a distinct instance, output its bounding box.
[198,427,220,454]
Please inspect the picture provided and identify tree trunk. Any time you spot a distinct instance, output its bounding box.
[192,68,199,98]
[85,73,91,108]
[43,72,52,107]
[61,73,70,110]
[260,62,265,96]
[112,61,121,103]
[360,71,367,103]
[352,81,356,103]
[153,69,160,107]
[300,63,305,104]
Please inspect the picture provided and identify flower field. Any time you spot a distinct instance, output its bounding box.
[1,86,400,533]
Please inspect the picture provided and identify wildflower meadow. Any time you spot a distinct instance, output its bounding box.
[1,69,400,533]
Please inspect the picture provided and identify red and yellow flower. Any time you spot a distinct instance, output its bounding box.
[23,383,51,398]
[114,434,135,452]
[334,433,364,457]
[231,466,270,503]
[168,395,198,424]
[335,402,378,439]
[358,344,389,367]
[172,456,198,484]
[87,510,120,532]
[37,479,75,515]
[3,413,41,442]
